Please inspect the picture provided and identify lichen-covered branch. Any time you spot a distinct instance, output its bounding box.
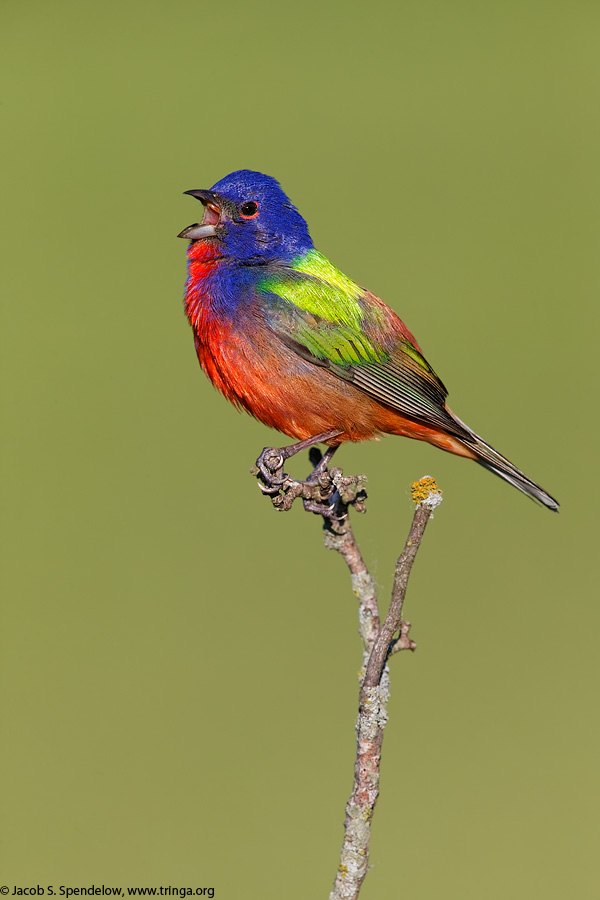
[363,477,442,688]
[253,449,442,899]
[328,476,442,900]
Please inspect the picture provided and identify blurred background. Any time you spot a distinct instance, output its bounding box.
[1,0,598,896]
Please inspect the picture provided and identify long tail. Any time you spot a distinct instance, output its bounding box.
[453,415,559,511]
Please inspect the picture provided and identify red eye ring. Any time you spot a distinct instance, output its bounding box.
[240,200,259,219]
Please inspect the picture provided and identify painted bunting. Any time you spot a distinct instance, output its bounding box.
[179,170,558,511]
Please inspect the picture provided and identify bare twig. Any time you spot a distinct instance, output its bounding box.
[252,450,442,899]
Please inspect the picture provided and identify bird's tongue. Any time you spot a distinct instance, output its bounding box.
[202,202,221,226]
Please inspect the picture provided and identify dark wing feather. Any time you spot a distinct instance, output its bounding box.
[276,327,471,441]
[332,350,471,440]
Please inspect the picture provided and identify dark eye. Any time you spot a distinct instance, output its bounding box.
[240,200,259,219]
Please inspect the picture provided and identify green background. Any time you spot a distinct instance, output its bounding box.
[2,0,598,897]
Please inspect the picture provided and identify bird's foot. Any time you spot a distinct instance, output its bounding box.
[253,432,341,494]
[251,444,367,531]
[254,447,288,494]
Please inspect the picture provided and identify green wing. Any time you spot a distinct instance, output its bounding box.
[258,250,469,440]
[258,249,388,366]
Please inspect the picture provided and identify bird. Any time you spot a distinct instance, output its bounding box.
[178,170,558,511]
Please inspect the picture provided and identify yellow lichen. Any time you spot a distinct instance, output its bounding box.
[411,476,441,504]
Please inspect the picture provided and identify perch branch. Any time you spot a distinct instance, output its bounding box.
[328,476,442,900]
[252,448,442,899]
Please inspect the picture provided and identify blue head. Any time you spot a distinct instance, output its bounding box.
[178,170,314,263]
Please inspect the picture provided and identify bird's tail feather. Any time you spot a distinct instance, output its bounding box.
[453,416,559,511]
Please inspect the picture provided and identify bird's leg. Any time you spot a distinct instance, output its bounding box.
[307,445,339,482]
[279,430,342,462]
[299,446,341,517]
[254,430,342,493]
[302,445,369,530]
[301,446,342,519]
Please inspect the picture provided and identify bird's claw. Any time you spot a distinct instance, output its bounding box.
[303,498,340,518]
[255,446,288,491]
[252,444,368,529]
[257,480,282,496]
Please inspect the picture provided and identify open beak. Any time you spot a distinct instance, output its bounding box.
[178,189,221,240]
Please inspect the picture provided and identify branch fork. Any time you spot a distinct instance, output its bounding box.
[252,445,443,899]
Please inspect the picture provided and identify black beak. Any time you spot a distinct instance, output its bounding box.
[183,189,219,204]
